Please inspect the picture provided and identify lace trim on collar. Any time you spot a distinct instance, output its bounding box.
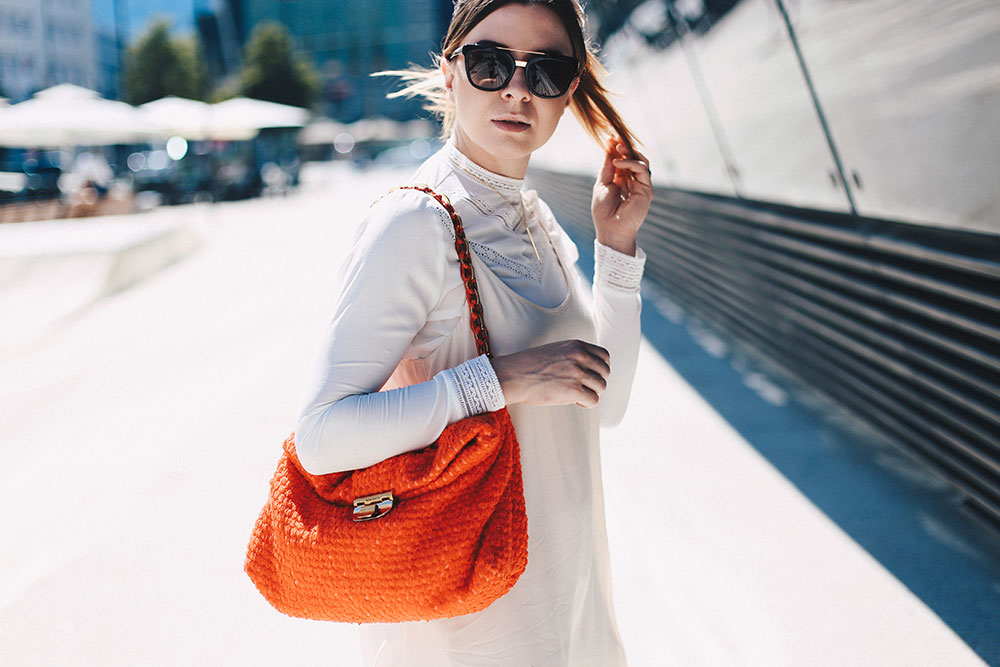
[444,142,524,197]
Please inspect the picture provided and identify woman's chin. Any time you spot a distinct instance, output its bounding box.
[484,133,547,163]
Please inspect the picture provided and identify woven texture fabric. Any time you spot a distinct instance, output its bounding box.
[244,186,528,623]
[244,410,526,623]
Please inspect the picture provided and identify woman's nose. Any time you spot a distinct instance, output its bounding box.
[503,64,532,101]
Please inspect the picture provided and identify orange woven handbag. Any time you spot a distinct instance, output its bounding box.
[245,185,528,623]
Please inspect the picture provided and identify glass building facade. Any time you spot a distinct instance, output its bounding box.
[0,0,97,102]
[233,0,453,121]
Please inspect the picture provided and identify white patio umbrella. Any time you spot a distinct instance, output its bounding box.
[299,117,435,147]
[137,96,215,141]
[208,97,310,140]
[297,118,350,146]
[0,84,153,148]
[344,116,408,143]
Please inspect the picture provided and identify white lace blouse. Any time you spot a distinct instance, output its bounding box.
[294,141,645,477]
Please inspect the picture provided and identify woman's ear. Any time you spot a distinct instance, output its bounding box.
[442,57,455,93]
[565,77,580,106]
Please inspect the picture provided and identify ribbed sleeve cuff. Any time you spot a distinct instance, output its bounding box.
[445,354,507,417]
[594,240,646,291]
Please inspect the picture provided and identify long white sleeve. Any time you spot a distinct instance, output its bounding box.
[527,192,646,428]
[592,241,646,427]
[294,191,504,475]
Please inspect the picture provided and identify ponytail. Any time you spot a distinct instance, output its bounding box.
[570,52,639,158]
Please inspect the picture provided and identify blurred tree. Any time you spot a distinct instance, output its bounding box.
[123,20,205,104]
[208,77,242,104]
[238,23,319,109]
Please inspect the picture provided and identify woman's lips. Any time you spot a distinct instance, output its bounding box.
[492,119,531,132]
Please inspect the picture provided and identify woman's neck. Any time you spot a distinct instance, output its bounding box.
[444,142,524,200]
[451,130,530,179]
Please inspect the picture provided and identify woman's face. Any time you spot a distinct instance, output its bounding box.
[443,3,578,178]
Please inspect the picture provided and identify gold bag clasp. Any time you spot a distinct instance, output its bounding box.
[353,491,393,521]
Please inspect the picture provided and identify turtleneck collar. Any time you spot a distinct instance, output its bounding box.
[443,141,524,198]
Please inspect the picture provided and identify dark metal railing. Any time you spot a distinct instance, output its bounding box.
[529,167,1000,526]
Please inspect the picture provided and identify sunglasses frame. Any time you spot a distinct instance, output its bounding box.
[450,44,580,99]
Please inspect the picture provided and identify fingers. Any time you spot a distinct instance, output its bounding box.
[599,137,634,186]
[580,368,609,404]
[612,157,651,178]
[610,140,648,167]
[570,369,606,409]
[491,339,612,408]
[612,150,652,185]
[561,340,610,407]
[573,340,611,377]
[598,143,617,185]
[595,140,651,210]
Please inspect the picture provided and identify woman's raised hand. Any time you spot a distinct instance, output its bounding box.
[491,340,611,408]
[591,138,653,257]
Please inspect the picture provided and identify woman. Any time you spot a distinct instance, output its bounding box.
[294,1,653,664]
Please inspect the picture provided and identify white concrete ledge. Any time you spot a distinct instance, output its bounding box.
[0,211,203,353]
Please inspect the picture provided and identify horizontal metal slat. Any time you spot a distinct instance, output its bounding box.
[657,244,1000,458]
[659,225,1000,436]
[645,215,1000,375]
[655,208,1000,339]
[657,218,1000,403]
[661,189,1000,280]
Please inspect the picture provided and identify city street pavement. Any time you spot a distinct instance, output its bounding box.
[0,164,987,666]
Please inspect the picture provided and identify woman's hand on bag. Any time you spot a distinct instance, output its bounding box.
[591,138,653,257]
[491,340,611,408]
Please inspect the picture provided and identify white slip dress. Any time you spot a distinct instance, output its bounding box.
[360,194,628,667]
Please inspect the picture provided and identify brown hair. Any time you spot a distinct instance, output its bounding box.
[380,0,639,157]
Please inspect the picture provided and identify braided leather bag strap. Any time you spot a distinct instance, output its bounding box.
[397,185,492,358]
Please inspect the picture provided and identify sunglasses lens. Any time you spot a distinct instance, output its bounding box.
[466,49,514,91]
[526,58,576,98]
[461,46,577,97]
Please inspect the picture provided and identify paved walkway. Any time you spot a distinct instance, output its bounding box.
[0,164,988,666]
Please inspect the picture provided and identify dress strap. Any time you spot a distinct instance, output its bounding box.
[393,185,493,359]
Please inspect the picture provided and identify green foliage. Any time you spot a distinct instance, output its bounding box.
[123,19,205,104]
[208,78,242,104]
[239,22,319,109]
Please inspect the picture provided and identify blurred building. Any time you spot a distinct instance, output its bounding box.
[93,27,121,100]
[221,0,453,121]
[195,0,242,87]
[0,0,98,102]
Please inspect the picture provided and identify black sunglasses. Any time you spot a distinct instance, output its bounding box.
[450,44,579,99]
